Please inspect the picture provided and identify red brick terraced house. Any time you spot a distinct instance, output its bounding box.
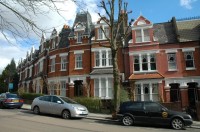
[127,15,200,118]
[17,12,200,117]
[18,11,125,100]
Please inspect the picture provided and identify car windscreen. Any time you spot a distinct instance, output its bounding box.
[7,94,18,98]
[60,97,78,104]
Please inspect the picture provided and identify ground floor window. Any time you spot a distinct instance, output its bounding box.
[49,82,60,95]
[60,81,66,97]
[94,77,113,99]
[135,82,159,101]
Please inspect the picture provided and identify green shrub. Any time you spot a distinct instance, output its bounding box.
[74,97,102,113]
[120,88,130,103]
[20,93,43,100]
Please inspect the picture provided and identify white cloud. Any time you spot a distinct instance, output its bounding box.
[0,0,103,74]
[180,0,198,9]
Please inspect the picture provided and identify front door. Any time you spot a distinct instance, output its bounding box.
[74,80,83,97]
[187,82,198,120]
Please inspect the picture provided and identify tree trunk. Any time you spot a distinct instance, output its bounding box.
[112,49,121,113]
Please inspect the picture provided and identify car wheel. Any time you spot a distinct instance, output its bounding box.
[171,118,185,130]
[33,106,40,115]
[62,110,71,119]
[122,115,134,126]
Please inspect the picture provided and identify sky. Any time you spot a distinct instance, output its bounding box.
[0,0,200,74]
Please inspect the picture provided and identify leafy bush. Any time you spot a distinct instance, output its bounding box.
[120,88,130,103]
[74,97,102,113]
[20,93,43,100]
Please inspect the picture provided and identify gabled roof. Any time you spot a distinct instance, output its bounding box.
[133,15,152,27]
[176,19,200,42]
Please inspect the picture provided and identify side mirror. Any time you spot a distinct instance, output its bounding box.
[57,101,62,104]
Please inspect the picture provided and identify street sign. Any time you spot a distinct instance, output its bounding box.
[9,83,13,89]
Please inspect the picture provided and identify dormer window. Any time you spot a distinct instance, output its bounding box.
[74,23,85,43]
[77,32,82,43]
[135,28,150,43]
[98,26,109,40]
[52,39,56,49]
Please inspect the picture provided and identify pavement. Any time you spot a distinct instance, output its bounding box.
[22,104,200,129]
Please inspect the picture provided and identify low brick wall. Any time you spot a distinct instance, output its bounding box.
[161,102,182,112]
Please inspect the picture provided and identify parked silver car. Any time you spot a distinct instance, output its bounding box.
[31,95,88,119]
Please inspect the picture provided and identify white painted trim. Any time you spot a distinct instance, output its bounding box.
[165,49,178,53]
[129,50,158,55]
[182,48,195,52]
[48,76,69,83]
[59,53,68,57]
[132,24,153,30]
[164,76,200,87]
[91,47,111,52]
[50,55,56,59]
[74,50,84,54]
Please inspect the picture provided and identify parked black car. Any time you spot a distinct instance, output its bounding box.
[0,92,24,109]
[117,101,193,130]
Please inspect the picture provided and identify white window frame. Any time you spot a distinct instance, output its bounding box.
[39,60,43,72]
[75,54,82,69]
[133,53,157,73]
[95,50,113,68]
[94,77,113,99]
[97,26,109,40]
[184,51,195,70]
[51,58,55,72]
[61,56,67,71]
[60,81,66,96]
[167,53,177,71]
[135,82,159,101]
[77,32,82,43]
[135,28,150,43]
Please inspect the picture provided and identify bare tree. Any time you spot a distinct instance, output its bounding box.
[0,0,77,45]
[98,0,132,114]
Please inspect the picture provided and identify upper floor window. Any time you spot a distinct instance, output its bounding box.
[52,39,56,49]
[61,56,67,71]
[50,58,55,72]
[39,60,43,72]
[95,50,112,68]
[135,29,150,43]
[29,67,32,77]
[75,54,82,69]
[184,51,195,69]
[133,53,156,72]
[98,26,109,40]
[167,53,177,71]
[77,32,82,43]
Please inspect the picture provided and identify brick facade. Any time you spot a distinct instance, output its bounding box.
[17,12,200,114]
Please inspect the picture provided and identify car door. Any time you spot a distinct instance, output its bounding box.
[49,96,64,115]
[39,96,52,114]
[144,102,169,125]
[128,102,148,123]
